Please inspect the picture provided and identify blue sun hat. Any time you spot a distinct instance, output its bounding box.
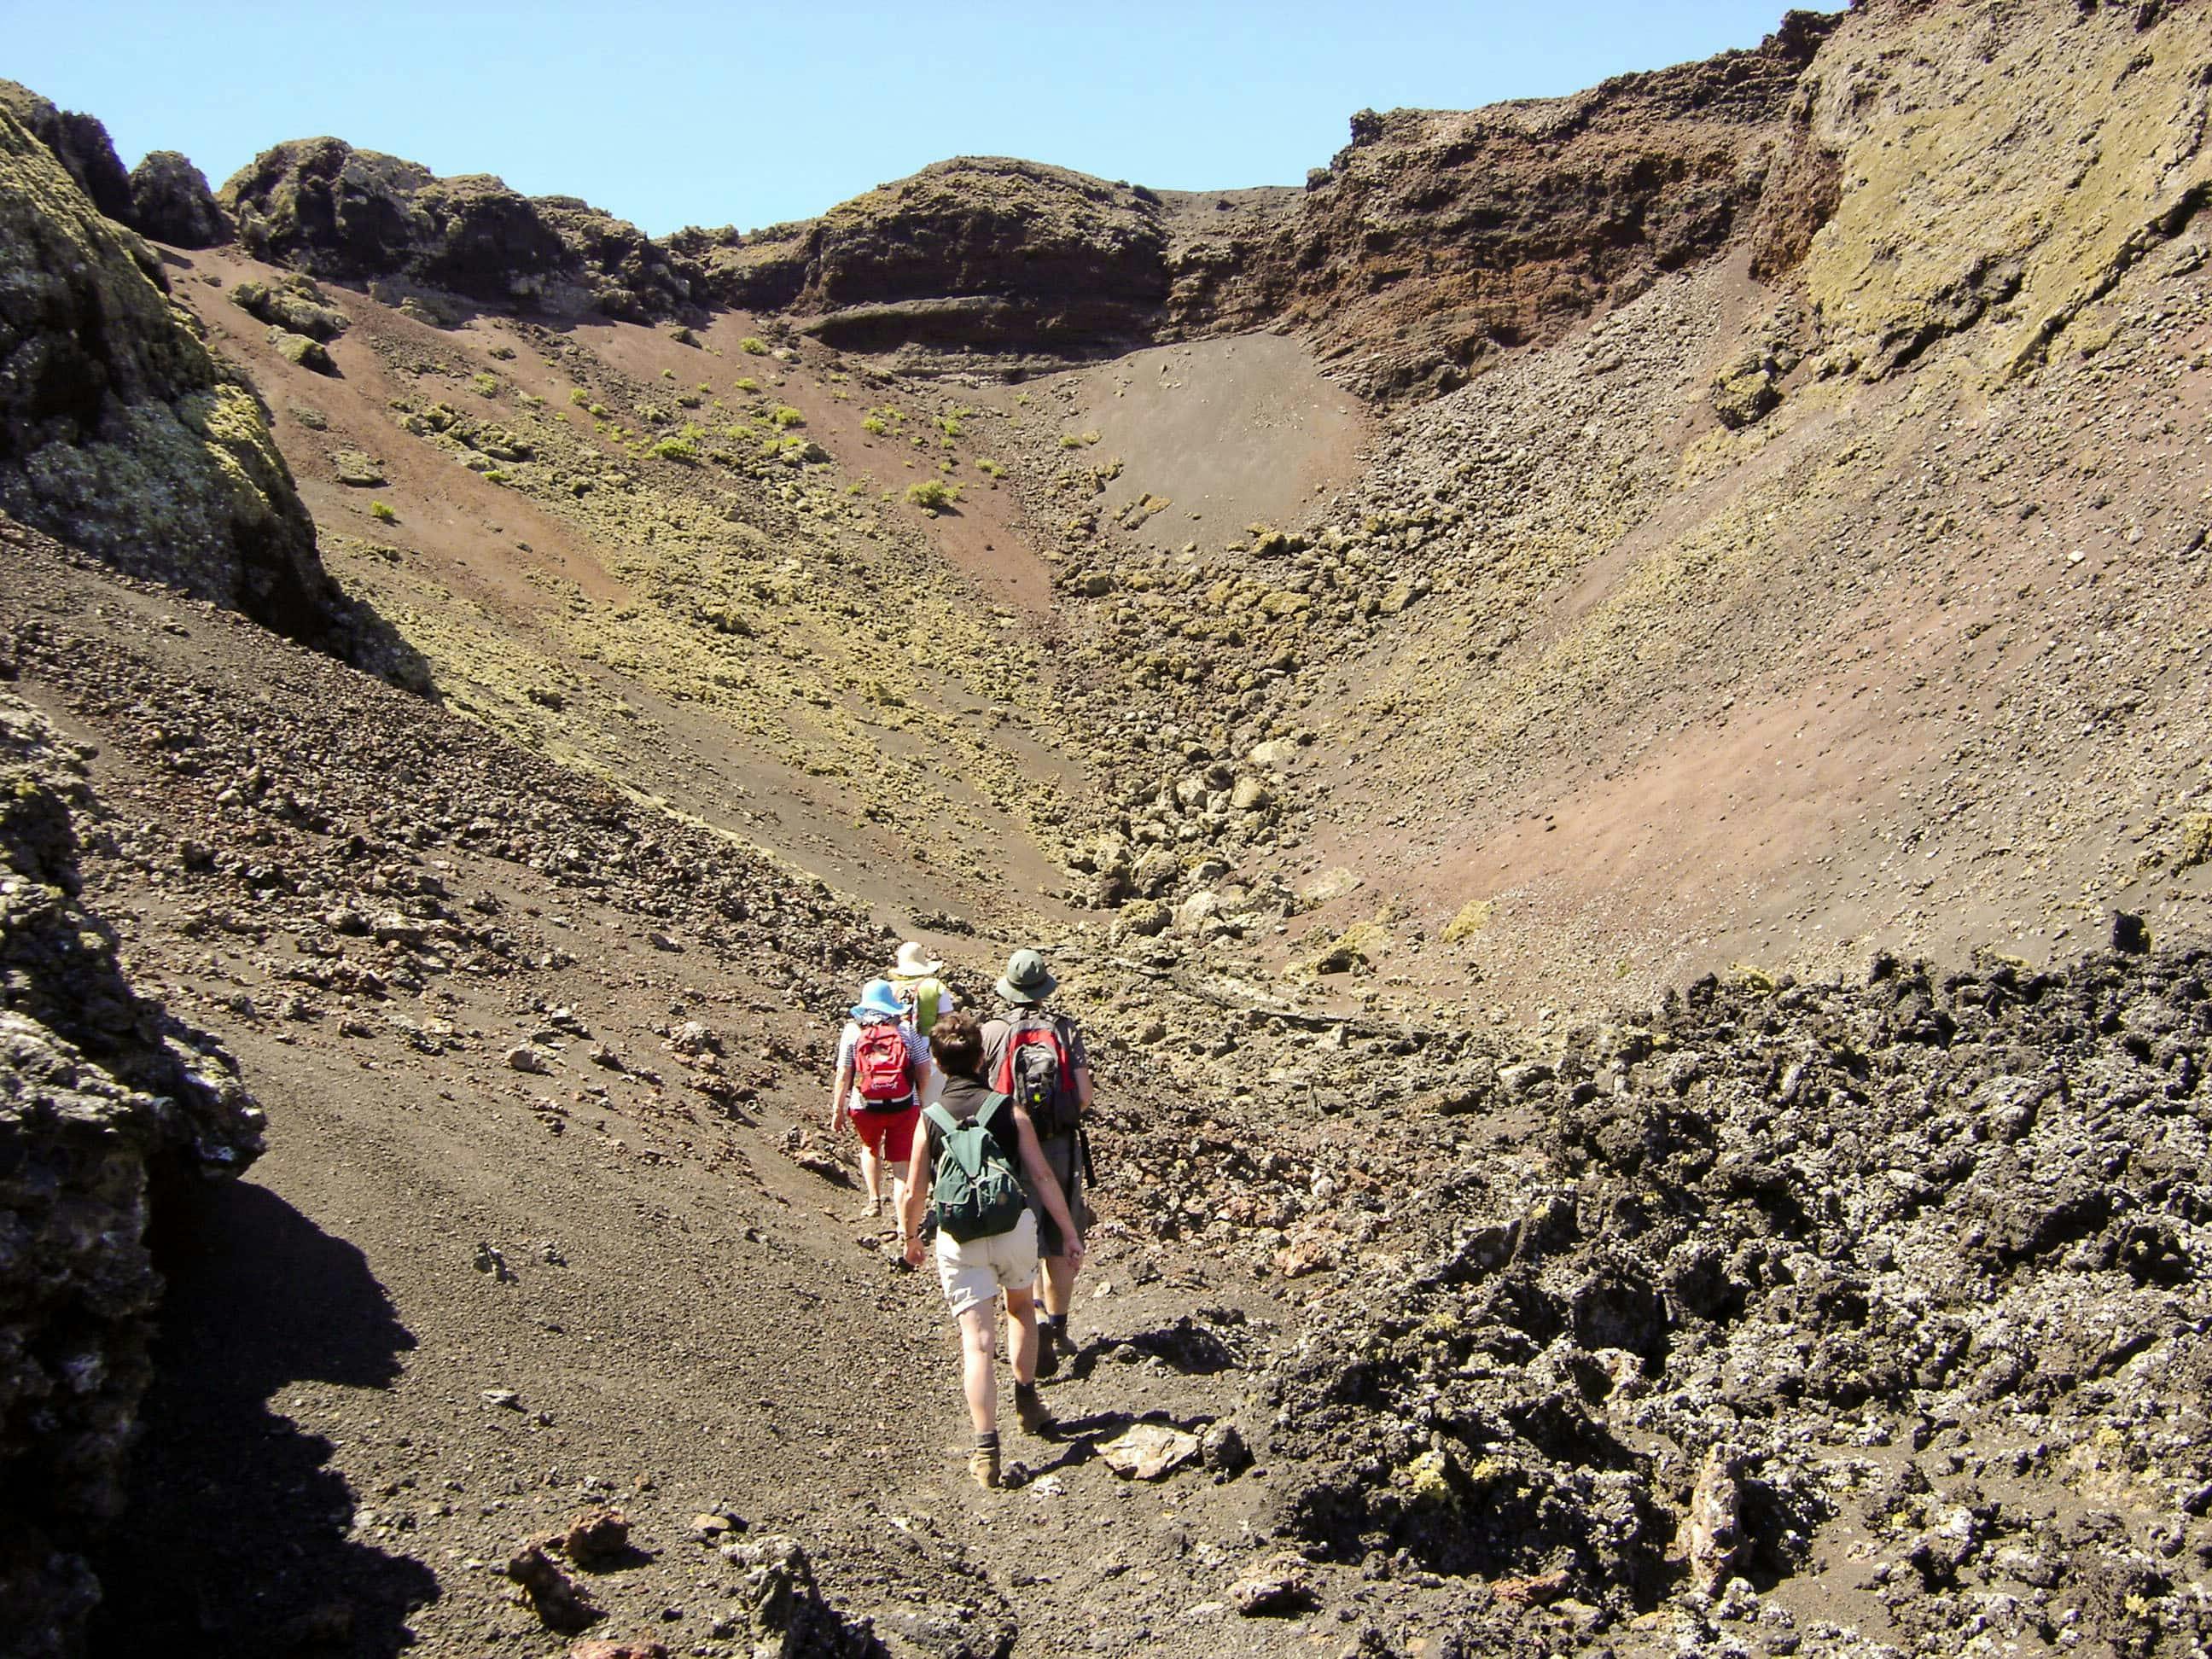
[850,978,905,1021]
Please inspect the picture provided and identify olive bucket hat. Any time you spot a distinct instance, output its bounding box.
[995,948,1057,1005]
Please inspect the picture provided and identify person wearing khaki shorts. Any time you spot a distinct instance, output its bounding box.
[900,1011,1084,1490]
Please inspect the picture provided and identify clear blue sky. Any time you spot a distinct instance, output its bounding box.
[7,2,1809,235]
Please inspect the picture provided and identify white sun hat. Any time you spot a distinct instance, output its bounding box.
[893,940,944,977]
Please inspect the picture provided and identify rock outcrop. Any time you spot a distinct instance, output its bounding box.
[698,158,1174,366]
[0,690,264,1659]
[125,150,229,248]
[1198,9,1840,395]
[221,139,696,322]
[0,109,355,655]
[0,80,131,224]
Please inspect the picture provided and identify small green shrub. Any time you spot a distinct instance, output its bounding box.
[518,392,544,409]
[369,501,397,523]
[771,405,805,428]
[976,457,1004,478]
[905,480,958,509]
[569,387,590,406]
[734,376,760,392]
[472,372,500,397]
[1058,434,1084,449]
[650,437,699,462]
[862,416,888,435]
[938,415,963,439]
[738,336,769,356]
[661,369,676,380]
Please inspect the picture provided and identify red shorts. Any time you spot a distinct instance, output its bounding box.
[850,1102,919,1161]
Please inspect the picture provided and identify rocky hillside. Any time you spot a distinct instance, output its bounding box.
[0,108,384,667]
[222,140,701,323]
[0,680,264,1659]
[3,1,2211,1655]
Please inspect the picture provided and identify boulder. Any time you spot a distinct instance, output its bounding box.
[231,275,349,340]
[270,329,336,373]
[1230,775,1274,812]
[127,150,229,247]
[1131,847,1182,898]
[0,108,359,657]
[1098,1423,1202,1480]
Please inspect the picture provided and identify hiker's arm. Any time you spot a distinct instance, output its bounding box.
[1070,1024,1094,1109]
[1012,1109,1085,1266]
[899,1137,933,1266]
[830,1059,852,1130]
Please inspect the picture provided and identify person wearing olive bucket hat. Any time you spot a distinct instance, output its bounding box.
[981,949,1095,1377]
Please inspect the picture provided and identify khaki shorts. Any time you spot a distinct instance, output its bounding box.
[935,1208,1039,1317]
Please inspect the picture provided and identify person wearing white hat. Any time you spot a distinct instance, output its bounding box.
[888,940,957,1109]
[888,940,957,1037]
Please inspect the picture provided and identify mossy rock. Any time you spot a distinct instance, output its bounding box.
[331,450,385,486]
[1307,919,1390,976]
[1441,899,1493,943]
[269,329,335,373]
[231,275,347,341]
[2179,812,2212,872]
[1712,361,1779,428]
[0,108,347,649]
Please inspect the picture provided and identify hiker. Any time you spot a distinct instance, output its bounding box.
[888,940,957,1108]
[981,949,1093,1379]
[888,940,957,1038]
[830,978,926,1220]
[899,1010,1085,1489]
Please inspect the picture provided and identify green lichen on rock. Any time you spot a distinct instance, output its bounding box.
[0,107,347,648]
[2179,812,2212,873]
[1801,5,2212,378]
[230,274,347,340]
[1304,918,1391,976]
[268,329,335,373]
[1441,899,1493,943]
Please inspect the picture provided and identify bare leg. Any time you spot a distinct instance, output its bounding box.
[1004,1284,1039,1385]
[958,1303,999,1435]
[888,1159,910,1220]
[1041,1253,1076,1318]
[857,1142,883,1211]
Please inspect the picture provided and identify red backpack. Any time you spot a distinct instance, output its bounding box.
[993,1014,1082,1135]
[851,1022,913,1107]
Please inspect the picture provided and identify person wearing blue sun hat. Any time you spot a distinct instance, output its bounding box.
[830,977,928,1220]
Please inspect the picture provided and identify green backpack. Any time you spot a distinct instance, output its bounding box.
[923,1097,1028,1244]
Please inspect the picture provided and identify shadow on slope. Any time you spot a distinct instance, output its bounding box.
[89,1179,435,1658]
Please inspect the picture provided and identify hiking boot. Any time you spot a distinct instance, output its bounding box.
[1013,1382,1053,1437]
[968,1441,1001,1490]
[1033,1322,1063,1380]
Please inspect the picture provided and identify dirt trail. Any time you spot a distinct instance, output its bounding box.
[3,544,1318,1657]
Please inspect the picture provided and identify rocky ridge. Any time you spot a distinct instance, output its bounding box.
[221,140,702,324]
[0,109,377,667]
